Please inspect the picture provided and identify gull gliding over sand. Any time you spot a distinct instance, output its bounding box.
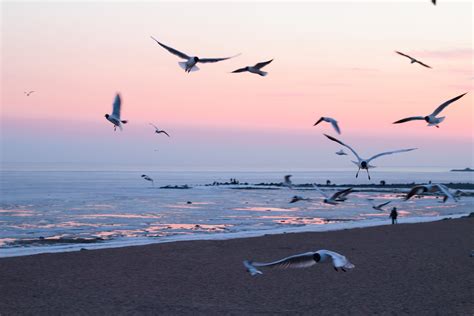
[243,249,355,276]
[150,36,240,73]
[315,187,353,205]
[324,134,417,180]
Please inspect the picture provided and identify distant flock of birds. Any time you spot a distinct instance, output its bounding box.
[26,0,467,276]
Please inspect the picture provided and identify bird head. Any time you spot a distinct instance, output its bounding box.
[193,56,199,62]
[105,114,109,118]
[360,161,368,169]
[313,253,321,262]
[424,116,430,122]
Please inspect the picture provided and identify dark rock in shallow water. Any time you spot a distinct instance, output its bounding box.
[7,237,105,247]
[160,185,191,189]
[186,201,192,204]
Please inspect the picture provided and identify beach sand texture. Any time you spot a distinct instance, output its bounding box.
[1,217,473,315]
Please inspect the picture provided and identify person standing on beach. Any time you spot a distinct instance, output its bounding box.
[390,207,398,224]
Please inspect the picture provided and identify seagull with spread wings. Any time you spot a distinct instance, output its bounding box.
[149,123,170,137]
[336,149,348,156]
[393,93,467,128]
[105,93,127,131]
[314,117,341,134]
[24,91,35,96]
[405,184,456,203]
[231,59,273,76]
[243,249,355,276]
[324,134,417,180]
[150,36,240,73]
[314,187,353,205]
[395,51,432,69]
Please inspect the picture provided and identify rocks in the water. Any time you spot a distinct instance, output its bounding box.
[186,201,192,204]
[160,185,191,189]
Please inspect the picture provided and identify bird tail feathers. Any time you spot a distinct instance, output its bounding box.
[178,62,200,72]
[243,260,263,276]
[258,71,268,77]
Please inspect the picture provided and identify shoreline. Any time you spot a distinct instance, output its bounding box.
[0,212,469,259]
[1,217,472,314]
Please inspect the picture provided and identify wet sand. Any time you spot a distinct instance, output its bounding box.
[1,217,473,315]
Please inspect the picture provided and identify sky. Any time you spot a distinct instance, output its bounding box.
[1,1,473,171]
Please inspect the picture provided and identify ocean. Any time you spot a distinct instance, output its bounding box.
[1,167,473,257]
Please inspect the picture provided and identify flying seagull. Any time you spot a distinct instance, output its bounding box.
[314,186,353,205]
[150,36,240,73]
[243,249,355,276]
[149,123,170,137]
[24,91,35,96]
[283,175,293,188]
[336,149,348,156]
[231,59,273,77]
[324,134,416,180]
[395,51,432,69]
[370,200,391,211]
[314,117,341,134]
[141,174,154,186]
[393,93,467,128]
[405,184,456,203]
[105,93,127,131]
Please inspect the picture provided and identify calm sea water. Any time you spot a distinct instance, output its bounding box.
[1,168,473,257]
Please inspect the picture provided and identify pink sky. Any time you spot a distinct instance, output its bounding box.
[1,1,473,169]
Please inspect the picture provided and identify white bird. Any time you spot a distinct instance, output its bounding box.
[314,117,341,134]
[324,134,417,180]
[141,174,154,186]
[393,93,467,128]
[231,59,273,77]
[370,200,391,211]
[150,36,240,73]
[283,175,293,188]
[314,186,353,205]
[243,249,355,276]
[105,93,127,131]
[405,184,456,203]
[24,91,35,96]
[336,149,348,156]
[149,123,170,137]
[395,51,432,69]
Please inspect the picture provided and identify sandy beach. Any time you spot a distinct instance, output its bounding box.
[0,217,473,315]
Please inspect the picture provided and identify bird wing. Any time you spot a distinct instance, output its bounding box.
[254,59,273,69]
[367,148,416,163]
[415,60,432,68]
[319,250,354,269]
[313,117,324,126]
[150,36,190,60]
[395,51,412,59]
[405,185,425,200]
[324,134,362,161]
[392,116,425,124]
[314,185,329,198]
[112,94,121,118]
[149,123,159,130]
[251,252,318,269]
[435,184,455,202]
[159,130,170,137]
[431,93,467,117]
[231,67,248,73]
[199,53,241,63]
[331,188,353,200]
[329,119,341,134]
[377,201,391,208]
